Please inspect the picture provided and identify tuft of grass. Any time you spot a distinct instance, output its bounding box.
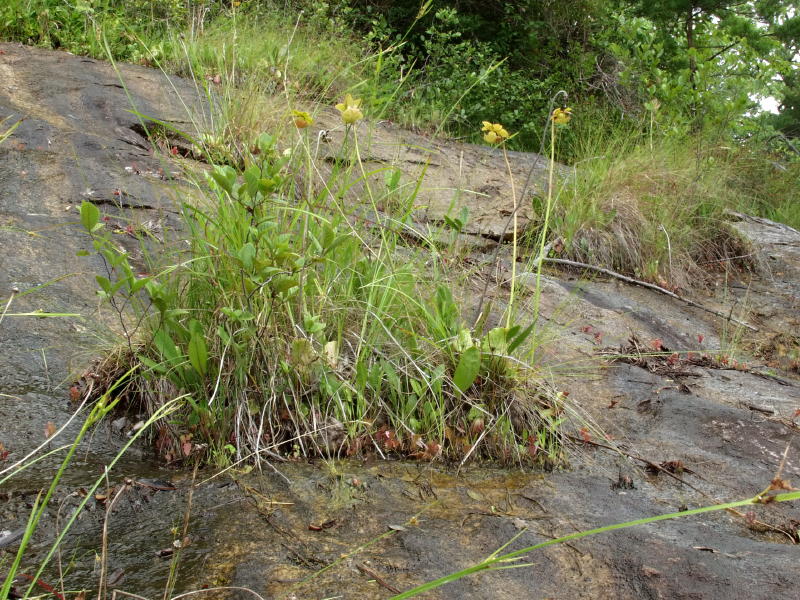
[161,6,369,106]
[61,9,574,470]
[79,106,566,468]
[537,132,762,289]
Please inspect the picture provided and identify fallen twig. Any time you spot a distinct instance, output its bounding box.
[356,563,401,594]
[566,435,706,493]
[542,257,758,331]
[743,403,775,416]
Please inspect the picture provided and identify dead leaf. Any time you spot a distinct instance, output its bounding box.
[309,519,337,531]
[769,477,795,491]
[579,427,591,443]
[44,421,56,439]
[466,489,484,501]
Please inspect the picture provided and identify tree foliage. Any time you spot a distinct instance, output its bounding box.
[319,0,799,144]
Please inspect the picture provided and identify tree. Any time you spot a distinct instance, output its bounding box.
[620,0,797,130]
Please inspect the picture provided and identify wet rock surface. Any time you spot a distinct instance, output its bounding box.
[1,43,799,599]
[0,42,202,487]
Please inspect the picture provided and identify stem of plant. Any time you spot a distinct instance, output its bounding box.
[504,144,518,329]
[530,115,557,340]
[389,489,800,599]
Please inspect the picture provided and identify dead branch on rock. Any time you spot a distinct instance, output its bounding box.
[542,257,758,331]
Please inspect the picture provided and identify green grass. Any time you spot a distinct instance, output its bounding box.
[161,8,367,104]
[80,116,566,467]
[535,127,800,289]
[0,0,186,62]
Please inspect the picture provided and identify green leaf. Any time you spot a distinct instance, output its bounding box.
[303,312,326,335]
[243,165,260,197]
[187,320,208,377]
[508,322,535,354]
[130,277,150,293]
[95,275,112,294]
[138,354,167,375]
[484,327,508,353]
[80,201,100,232]
[238,242,256,270]
[323,233,352,255]
[273,275,299,295]
[210,165,237,194]
[153,328,181,366]
[453,346,481,393]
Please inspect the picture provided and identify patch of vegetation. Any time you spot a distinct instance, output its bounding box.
[0,0,191,61]
[79,110,567,467]
[542,134,753,288]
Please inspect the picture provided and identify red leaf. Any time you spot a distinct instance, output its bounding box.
[527,437,539,458]
[375,426,402,450]
[650,338,663,351]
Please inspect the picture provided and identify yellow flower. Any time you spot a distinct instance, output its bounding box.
[481,121,510,144]
[291,109,313,129]
[551,107,572,125]
[335,93,363,125]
